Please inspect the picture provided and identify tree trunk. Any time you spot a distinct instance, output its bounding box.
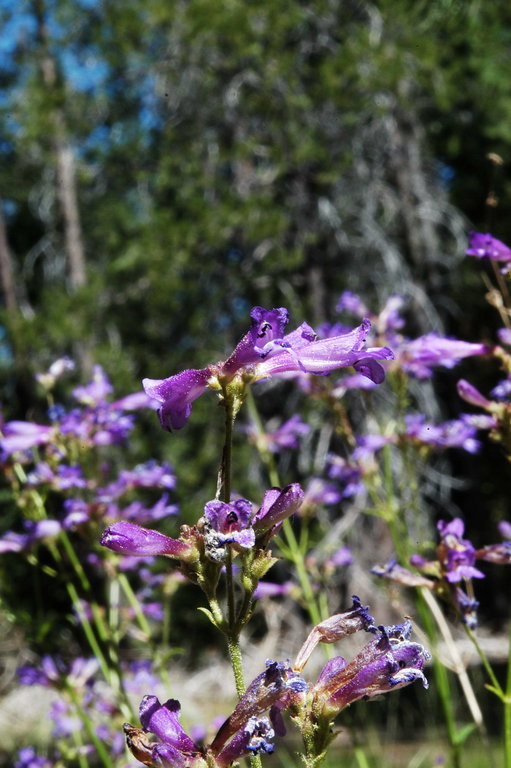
[0,198,18,313]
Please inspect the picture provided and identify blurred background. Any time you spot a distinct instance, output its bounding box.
[1,1,511,765]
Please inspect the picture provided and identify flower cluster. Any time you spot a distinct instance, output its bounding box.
[121,599,428,768]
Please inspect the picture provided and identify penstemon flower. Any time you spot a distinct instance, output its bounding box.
[142,306,393,430]
[466,231,511,263]
[101,484,304,566]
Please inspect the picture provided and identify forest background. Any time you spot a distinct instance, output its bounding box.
[1,0,511,765]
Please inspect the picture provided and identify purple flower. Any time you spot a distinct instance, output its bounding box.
[466,232,511,262]
[498,328,511,346]
[214,717,275,766]
[294,596,376,672]
[203,484,304,560]
[326,546,353,568]
[35,356,75,390]
[397,334,490,379]
[72,365,113,405]
[100,521,196,562]
[143,307,393,430]
[14,747,51,768]
[312,621,429,716]
[437,518,485,582]
[0,421,53,456]
[210,660,306,756]
[253,580,294,599]
[203,498,256,558]
[372,559,436,589]
[266,415,310,452]
[0,519,61,554]
[124,696,202,767]
[404,414,481,453]
[457,379,492,408]
[490,378,511,401]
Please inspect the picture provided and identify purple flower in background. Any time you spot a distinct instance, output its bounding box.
[14,747,51,768]
[326,546,353,568]
[0,519,61,554]
[404,414,481,453]
[35,356,75,390]
[143,306,393,430]
[376,518,511,630]
[266,415,310,452]
[437,518,485,582]
[301,478,343,513]
[466,232,511,263]
[0,421,53,456]
[397,334,490,379]
[498,328,511,346]
[253,580,294,599]
[72,365,113,405]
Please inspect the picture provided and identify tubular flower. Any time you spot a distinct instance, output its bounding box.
[202,484,304,561]
[294,596,376,672]
[124,696,204,768]
[143,307,393,430]
[466,232,511,263]
[100,521,197,562]
[209,660,307,757]
[124,662,307,768]
[312,621,429,717]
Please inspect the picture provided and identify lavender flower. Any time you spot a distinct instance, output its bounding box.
[203,484,304,560]
[124,661,306,767]
[100,521,196,561]
[311,621,429,717]
[14,747,51,768]
[294,596,376,671]
[143,306,393,430]
[396,334,490,379]
[466,232,511,263]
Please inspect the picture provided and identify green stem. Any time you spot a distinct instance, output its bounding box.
[281,518,321,626]
[506,620,511,768]
[118,571,152,639]
[226,634,246,699]
[65,683,115,768]
[464,625,503,694]
[246,390,323,626]
[416,590,461,768]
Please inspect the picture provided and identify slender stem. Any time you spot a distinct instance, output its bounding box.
[65,682,115,768]
[218,390,237,503]
[246,390,323,625]
[117,571,152,639]
[416,590,461,768]
[505,620,511,768]
[464,625,503,694]
[226,634,246,699]
[281,518,321,626]
[225,547,236,630]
